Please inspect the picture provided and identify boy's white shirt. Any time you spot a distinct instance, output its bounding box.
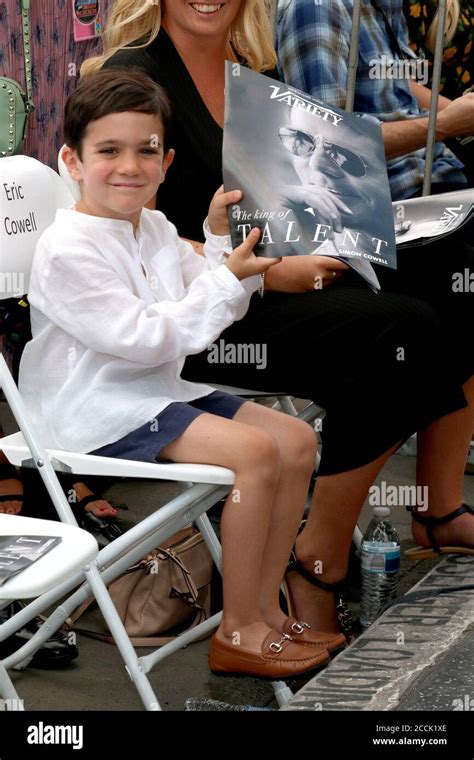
[19,207,260,453]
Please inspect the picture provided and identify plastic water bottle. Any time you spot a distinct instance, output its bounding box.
[360,506,401,627]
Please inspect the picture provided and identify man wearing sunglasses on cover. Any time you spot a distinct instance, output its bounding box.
[277,104,386,260]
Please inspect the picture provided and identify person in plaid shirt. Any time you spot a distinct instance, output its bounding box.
[276,0,474,200]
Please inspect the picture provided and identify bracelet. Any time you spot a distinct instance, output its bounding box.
[259,272,265,298]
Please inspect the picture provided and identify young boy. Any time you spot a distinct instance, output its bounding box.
[19,69,345,678]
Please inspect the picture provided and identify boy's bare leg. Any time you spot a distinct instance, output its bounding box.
[414,375,474,547]
[160,404,314,650]
[232,403,317,631]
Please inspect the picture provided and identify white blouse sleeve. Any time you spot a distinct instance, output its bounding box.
[169,216,261,321]
[202,218,261,299]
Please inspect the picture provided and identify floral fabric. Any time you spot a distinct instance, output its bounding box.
[404,0,474,99]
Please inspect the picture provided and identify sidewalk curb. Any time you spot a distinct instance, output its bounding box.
[282,555,474,711]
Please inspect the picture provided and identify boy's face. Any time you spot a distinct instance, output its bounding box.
[64,111,174,229]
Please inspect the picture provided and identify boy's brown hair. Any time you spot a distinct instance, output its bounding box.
[64,68,173,158]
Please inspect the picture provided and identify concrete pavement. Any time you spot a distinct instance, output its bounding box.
[2,446,472,712]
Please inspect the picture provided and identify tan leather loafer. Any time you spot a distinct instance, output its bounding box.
[209,630,330,679]
[282,618,346,655]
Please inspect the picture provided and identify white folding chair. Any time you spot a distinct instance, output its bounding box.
[0,155,293,709]
[0,514,98,710]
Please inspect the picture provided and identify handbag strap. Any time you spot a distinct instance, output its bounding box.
[157,547,200,605]
[20,0,34,112]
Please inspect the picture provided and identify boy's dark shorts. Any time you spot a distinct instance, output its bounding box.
[89,391,246,462]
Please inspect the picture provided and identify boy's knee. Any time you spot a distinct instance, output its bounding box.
[236,429,281,480]
[283,418,318,470]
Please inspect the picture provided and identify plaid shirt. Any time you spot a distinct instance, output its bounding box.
[276,0,467,200]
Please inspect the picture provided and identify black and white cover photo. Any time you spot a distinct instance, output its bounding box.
[0,534,61,586]
[393,188,474,247]
[223,62,397,291]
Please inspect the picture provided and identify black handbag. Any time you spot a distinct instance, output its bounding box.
[0,298,31,382]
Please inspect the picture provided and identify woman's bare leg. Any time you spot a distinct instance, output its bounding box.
[287,379,474,631]
[414,375,474,547]
[286,443,399,632]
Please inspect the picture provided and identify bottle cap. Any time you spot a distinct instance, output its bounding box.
[373,506,390,518]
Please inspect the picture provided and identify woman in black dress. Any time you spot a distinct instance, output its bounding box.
[81,0,474,638]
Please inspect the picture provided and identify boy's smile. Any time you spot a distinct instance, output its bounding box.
[63,111,174,231]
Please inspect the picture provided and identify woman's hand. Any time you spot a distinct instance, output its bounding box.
[264,254,349,293]
[225,228,281,281]
[207,186,242,236]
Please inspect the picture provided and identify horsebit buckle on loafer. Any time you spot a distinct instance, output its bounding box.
[291,621,311,634]
[269,633,293,653]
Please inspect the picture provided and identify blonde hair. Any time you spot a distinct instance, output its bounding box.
[425,0,460,52]
[81,0,277,76]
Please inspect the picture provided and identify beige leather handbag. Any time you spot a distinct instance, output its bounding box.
[69,526,213,646]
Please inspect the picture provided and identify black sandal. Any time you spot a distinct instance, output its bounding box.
[405,503,474,560]
[284,550,354,644]
[0,462,19,479]
[71,494,128,547]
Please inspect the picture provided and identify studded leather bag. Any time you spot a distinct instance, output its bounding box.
[0,0,34,158]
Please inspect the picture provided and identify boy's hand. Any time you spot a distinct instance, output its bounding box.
[225,228,281,281]
[208,186,242,236]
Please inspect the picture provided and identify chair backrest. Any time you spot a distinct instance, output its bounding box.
[0,156,75,300]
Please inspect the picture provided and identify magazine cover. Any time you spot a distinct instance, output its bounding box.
[223,63,397,291]
[393,189,474,247]
[0,534,61,586]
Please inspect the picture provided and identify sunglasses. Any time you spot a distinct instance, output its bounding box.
[278,127,367,177]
